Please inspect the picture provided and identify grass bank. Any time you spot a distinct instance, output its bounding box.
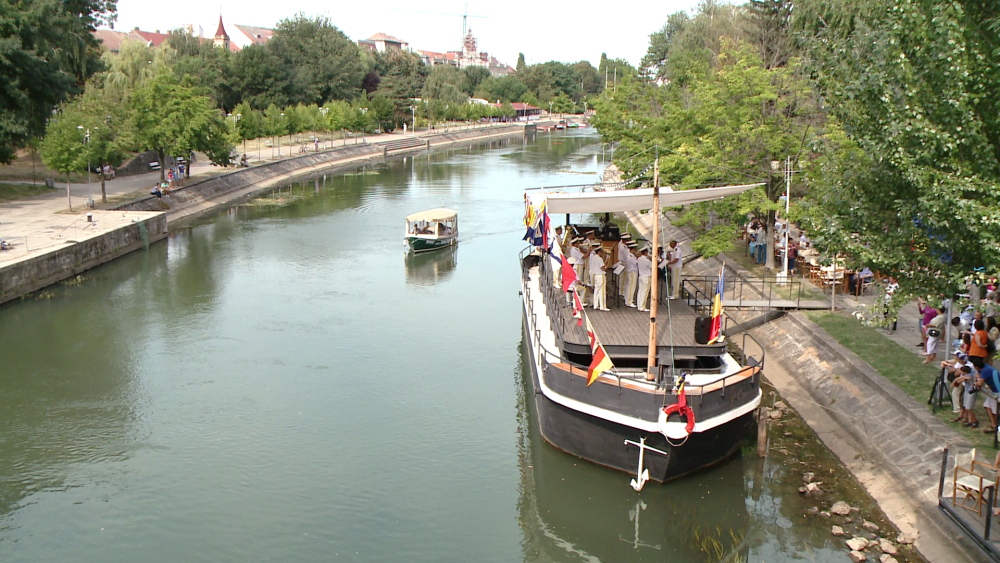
[0,182,55,201]
[807,310,994,451]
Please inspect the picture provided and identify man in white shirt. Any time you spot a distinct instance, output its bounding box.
[589,249,610,311]
[667,240,682,299]
[637,248,653,312]
[616,238,630,297]
[624,246,639,307]
[569,240,585,302]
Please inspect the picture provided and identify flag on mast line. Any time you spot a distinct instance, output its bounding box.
[584,314,614,386]
[707,264,725,344]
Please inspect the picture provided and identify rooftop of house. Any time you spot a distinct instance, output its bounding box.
[93,28,127,52]
[367,32,406,43]
[233,24,273,45]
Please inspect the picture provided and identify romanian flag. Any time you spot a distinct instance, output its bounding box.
[585,315,615,386]
[708,265,725,344]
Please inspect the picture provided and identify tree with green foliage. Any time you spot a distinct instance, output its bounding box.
[550,94,575,114]
[229,45,289,109]
[131,73,233,181]
[0,0,117,163]
[796,0,1000,292]
[593,39,820,263]
[166,30,235,110]
[422,66,468,107]
[40,102,88,210]
[266,13,365,105]
[516,53,525,73]
[371,49,426,129]
[640,12,689,82]
[475,75,527,103]
[461,66,491,97]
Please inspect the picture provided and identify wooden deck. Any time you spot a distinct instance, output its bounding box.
[532,263,727,358]
[940,494,1000,561]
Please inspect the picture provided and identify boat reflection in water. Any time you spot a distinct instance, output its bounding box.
[517,339,750,563]
[404,245,458,286]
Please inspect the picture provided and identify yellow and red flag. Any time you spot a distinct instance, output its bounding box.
[708,264,725,344]
[584,315,615,386]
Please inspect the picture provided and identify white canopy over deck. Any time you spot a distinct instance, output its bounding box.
[405,208,458,223]
[540,183,763,214]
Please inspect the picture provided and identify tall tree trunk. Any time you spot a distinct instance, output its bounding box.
[66,172,72,211]
[100,171,107,203]
[158,149,166,183]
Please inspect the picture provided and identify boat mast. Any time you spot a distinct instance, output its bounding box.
[646,149,659,382]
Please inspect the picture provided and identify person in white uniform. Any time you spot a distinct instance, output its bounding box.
[667,240,682,299]
[589,249,610,311]
[617,238,630,297]
[624,246,639,307]
[637,248,652,312]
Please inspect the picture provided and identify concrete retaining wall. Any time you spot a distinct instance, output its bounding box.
[0,214,167,304]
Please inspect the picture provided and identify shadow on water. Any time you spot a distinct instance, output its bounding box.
[514,337,751,563]
[404,245,458,287]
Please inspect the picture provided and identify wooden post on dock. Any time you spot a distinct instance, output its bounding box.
[646,150,659,381]
[757,406,768,457]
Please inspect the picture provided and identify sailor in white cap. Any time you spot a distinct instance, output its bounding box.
[589,248,610,311]
[636,247,653,312]
[616,237,630,297]
[624,245,639,307]
[570,238,585,291]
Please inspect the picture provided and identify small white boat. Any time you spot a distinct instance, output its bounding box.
[405,208,458,253]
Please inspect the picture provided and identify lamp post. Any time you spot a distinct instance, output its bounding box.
[410,106,416,136]
[278,112,284,156]
[549,101,553,118]
[360,108,368,143]
[320,107,329,148]
[771,158,793,283]
[78,125,92,208]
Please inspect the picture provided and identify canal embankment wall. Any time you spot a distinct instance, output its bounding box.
[0,213,166,305]
[114,125,529,225]
[622,207,984,563]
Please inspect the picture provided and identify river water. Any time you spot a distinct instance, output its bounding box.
[1,130,902,562]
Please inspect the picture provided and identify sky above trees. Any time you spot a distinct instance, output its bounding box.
[110,0,706,67]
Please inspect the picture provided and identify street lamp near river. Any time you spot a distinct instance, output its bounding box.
[78,125,93,208]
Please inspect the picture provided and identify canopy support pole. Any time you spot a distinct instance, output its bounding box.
[647,149,659,382]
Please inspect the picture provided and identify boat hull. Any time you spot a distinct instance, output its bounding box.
[406,235,456,253]
[522,313,753,483]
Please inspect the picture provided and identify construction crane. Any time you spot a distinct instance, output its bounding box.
[391,4,488,51]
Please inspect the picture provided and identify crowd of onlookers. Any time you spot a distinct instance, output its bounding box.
[933,292,1000,432]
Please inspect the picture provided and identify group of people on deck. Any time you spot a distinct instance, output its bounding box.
[555,226,682,313]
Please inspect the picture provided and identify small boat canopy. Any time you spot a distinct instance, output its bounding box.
[405,208,458,222]
[542,183,763,214]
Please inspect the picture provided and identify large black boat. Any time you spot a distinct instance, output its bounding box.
[519,182,765,486]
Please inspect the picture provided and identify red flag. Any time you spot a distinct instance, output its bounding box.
[561,255,576,292]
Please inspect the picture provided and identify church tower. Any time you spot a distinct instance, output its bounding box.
[213,15,230,50]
